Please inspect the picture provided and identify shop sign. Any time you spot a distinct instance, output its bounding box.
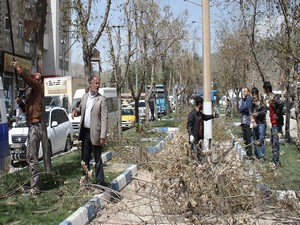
[3,53,32,75]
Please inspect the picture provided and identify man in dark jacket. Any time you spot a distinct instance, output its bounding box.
[187,95,217,159]
[13,61,44,194]
[239,86,253,160]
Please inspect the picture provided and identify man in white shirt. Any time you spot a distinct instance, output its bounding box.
[72,76,108,185]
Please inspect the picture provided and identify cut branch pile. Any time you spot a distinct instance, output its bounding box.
[150,133,300,224]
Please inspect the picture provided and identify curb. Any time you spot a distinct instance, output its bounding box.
[147,127,178,153]
[60,127,178,224]
[150,127,179,132]
[89,151,112,165]
[59,163,137,225]
[147,133,174,153]
[111,164,138,192]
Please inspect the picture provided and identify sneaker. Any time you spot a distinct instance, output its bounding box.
[30,187,40,195]
[274,162,282,168]
[22,187,40,197]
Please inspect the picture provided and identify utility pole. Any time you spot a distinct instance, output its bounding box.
[202,0,212,149]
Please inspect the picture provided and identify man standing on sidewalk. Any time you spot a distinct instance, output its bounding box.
[72,75,108,185]
[263,81,282,167]
[239,87,253,160]
[13,61,44,194]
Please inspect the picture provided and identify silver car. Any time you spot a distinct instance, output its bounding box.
[9,107,73,164]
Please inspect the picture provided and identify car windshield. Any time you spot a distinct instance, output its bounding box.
[122,108,134,115]
[156,93,164,98]
[13,111,50,127]
[72,99,81,108]
[45,96,61,107]
[14,118,27,127]
[138,101,145,107]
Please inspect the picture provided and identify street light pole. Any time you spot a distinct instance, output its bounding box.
[202,0,212,149]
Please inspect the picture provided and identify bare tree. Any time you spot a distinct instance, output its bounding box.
[34,0,51,172]
[72,0,111,84]
[107,0,134,138]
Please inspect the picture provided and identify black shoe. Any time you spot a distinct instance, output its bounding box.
[96,180,110,187]
[274,162,282,168]
[100,181,110,187]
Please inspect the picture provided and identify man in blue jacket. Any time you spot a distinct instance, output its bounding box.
[239,87,253,159]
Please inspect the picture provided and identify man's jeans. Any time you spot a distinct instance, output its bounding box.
[253,123,266,159]
[242,124,252,157]
[271,125,280,165]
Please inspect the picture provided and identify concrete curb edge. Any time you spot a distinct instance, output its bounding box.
[59,162,137,225]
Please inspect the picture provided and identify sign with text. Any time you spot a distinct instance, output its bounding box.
[3,53,32,75]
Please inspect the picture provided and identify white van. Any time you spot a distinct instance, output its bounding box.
[0,77,10,174]
[71,88,118,138]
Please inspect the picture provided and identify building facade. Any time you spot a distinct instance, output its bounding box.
[0,0,70,114]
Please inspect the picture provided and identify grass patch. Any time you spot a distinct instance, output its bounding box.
[0,150,122,225]
[259,142,300,190]
[150,119,181,128]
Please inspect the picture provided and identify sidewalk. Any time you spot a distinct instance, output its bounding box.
[91,170,186,224]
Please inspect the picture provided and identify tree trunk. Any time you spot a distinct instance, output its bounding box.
[35,0,52,172]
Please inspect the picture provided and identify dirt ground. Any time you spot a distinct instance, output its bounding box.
[91,169,300,225]
[91,170,187,225]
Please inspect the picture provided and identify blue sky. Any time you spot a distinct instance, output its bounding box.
[71,0,226,69]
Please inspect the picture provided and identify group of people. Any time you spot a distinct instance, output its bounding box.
[186,81,283,168]
[240,81,283,167]
[13,61,108,195]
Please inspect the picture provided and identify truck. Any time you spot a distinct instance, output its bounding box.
[44,94,69,111]
[44,76,85,112]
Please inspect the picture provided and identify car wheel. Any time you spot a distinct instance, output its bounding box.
[64,135,72,152]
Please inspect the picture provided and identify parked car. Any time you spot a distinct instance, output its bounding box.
[128,100,151,121]
[121,107,135,130]
[9,107,73,164]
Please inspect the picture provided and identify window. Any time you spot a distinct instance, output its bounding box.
[52,109,68,125]
[59,59,62,69]
[51,109,59,125]
[18,20,24,38]
[65,61,69,71]
[5,13,10,31]
[25,42,30,53]
[59,109,68,123]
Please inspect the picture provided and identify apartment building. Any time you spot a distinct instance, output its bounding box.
[0,0,70,113]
